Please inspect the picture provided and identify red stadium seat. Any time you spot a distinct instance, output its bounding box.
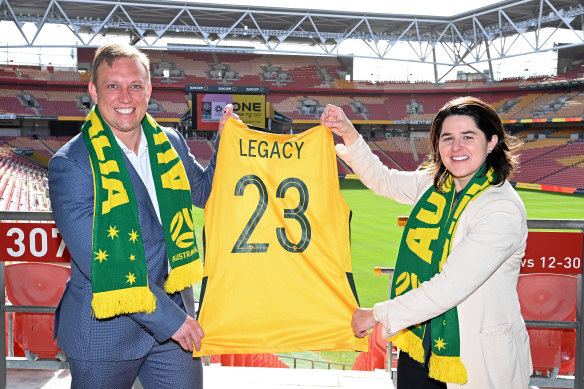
[220,354,235,366]
[4,311,24,357]
[212,353,289,368]
[5,263,70,360]
[209,354,221,364]
[517,274,577,376]
[352,323,393,371]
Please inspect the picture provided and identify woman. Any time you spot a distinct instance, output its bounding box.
[321,97,532,389]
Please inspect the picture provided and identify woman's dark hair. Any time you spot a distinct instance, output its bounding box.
[420,96,522,190]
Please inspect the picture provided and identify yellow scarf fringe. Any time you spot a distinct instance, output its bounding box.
[92,286,156,319]
[165,260,203,294]
[392,329,469,385]
[391,329,425,363]
[429,353,468,385]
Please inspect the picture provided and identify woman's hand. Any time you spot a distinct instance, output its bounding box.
[351,308,379,338]
[320,104,360,146]
[218,104,239,135]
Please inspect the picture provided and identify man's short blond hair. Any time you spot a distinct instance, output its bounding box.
[91,43,150,85]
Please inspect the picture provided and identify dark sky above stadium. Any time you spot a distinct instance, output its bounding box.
[190,0,503,16]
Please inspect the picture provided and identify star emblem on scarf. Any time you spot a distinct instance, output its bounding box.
[434,337,447,351]
[128,229,139,243]
[129,254,136,261]
[125,272,136,285]
[94,249,109,263]
[107,225,119,239]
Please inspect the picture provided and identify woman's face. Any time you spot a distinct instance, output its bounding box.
[438,115,498,192]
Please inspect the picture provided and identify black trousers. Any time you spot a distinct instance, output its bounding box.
[397,351,447,389]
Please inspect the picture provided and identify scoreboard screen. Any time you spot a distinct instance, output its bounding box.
[196,93,265,130]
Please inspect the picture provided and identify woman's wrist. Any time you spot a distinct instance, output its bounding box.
[342,129,360,146]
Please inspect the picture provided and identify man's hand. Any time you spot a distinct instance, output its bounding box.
[218,104,240,135]
[171,316,205,352]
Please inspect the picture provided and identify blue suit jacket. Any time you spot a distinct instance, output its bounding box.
[48,127,218,361]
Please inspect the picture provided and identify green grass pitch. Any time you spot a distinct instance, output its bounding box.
[191,179,583,367]
[340,180,584,308]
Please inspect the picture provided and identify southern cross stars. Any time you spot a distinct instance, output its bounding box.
[94,249,108,263]
[434,337,447,351]
[128,229,139,243]
[125,272,136,285]
[107,225,119,239]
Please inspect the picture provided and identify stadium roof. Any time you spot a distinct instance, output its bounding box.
[1,0,583,81]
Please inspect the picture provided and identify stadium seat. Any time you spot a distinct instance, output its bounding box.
[212,353,289,368]
[220,354,235,366]
[352,323,392,371]
[517,273,577,377]
[5,262,70,361]
[4,310,24,357]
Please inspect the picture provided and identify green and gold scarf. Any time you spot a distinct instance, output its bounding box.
[390,164,495,384]
[82,106,203,319]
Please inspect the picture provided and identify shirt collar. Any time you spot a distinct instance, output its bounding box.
[114,127,148,158]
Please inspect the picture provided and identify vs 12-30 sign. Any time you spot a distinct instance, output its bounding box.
[521,231,583,274]
[0,222,71,262]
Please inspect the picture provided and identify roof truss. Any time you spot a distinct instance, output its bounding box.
[0,0,582,81]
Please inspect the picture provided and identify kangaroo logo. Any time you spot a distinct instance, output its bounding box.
[170,208,195,248]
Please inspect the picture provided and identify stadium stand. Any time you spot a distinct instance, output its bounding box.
[186,139,214,168]
[0,151,49,212]
[3,136,52,159]
[41,136,73,154]
[0,65,16,79]
[0,86,28,115]
[15,67,51,81]
[52,69,81,82]
[543,59,584,85]
[154,51,221,84]
[372,138,423,171]
[268,55,329,88]
[511,138,576,183]
[149,89,190,119]
[215,53,270,86]
[0,49,582,191]
[537,141,584,187]
[367,142,404,171]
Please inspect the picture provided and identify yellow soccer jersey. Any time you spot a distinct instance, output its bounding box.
[195,118,367,356]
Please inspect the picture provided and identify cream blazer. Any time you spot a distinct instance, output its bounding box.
[337,136,532,389]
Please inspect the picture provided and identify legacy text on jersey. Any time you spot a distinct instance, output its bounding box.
[239,139,305,159]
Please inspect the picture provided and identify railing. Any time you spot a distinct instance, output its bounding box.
[375,218,584,389]
[275,355,352,370]
[1,212,583,388]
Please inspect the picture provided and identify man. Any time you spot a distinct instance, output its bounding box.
[49,43,235,388]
